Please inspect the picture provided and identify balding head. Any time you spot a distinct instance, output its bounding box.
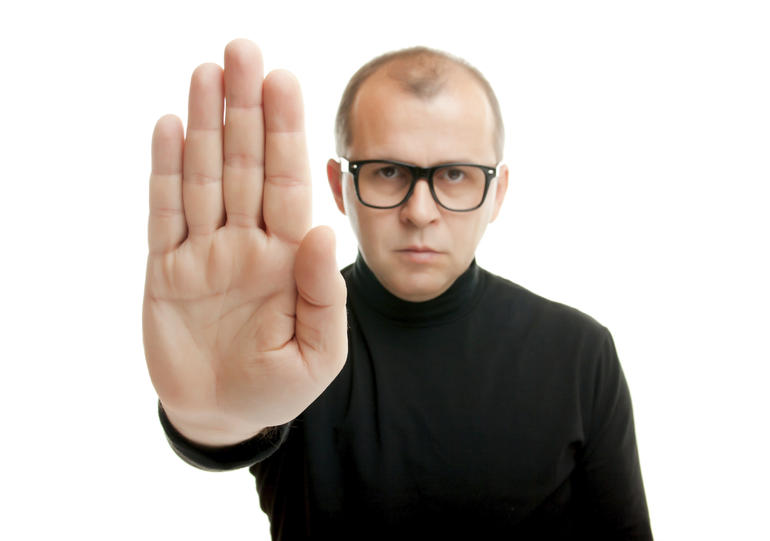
[335,47,505,162]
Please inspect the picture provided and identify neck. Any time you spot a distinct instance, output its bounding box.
[349,253,485,326]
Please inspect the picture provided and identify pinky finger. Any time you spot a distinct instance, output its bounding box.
[149,115,187,254]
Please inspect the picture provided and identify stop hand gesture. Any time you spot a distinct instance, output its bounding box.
[143,40,348,446]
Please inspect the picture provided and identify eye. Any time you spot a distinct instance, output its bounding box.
[378,166,398,178]
[375,165,407,181]
[442,168,466,183]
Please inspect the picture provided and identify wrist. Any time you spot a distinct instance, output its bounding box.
[158,402,292,471]
[160,402,266,447]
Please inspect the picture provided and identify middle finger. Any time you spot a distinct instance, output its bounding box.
[222,39,265,229]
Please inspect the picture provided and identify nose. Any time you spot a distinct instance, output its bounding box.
[400,177,440,227]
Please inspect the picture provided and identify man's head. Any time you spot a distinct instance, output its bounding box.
[327,47,509,302]
[334,47,505,163]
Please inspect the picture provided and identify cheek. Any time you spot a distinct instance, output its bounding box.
[448,215,491,260]
[342,186,388,250]
[359,212,392,252]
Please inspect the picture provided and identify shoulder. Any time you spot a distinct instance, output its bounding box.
[341,261,354,277]
[479,267,624,420]
[479,266,609,344]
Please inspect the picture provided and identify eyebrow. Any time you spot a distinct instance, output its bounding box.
[349,156,489,167]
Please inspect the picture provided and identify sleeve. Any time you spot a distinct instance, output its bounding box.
[578,328,653,540]
[158,402,291,471]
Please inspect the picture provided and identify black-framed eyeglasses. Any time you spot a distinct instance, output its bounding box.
[339,158,500,212]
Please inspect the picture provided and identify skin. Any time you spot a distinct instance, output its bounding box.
[327,65,509,302]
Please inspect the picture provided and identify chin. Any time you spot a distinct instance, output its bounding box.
[390,275,449,303]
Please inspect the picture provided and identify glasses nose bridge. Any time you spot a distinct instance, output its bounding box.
[409,166,436,192]
[412,165,433,181]
[404,165,440,210]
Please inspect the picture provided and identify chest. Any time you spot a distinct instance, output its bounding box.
[302,316,584,519]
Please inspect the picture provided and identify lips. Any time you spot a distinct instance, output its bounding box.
[396,246,442,262]
[398,246,439,253]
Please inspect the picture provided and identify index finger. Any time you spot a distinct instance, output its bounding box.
[262,70,311,244]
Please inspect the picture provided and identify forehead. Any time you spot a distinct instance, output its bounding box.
[349,63,496,165]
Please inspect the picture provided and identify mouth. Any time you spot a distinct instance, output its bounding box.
[396,246,442,262]
[398,246,439,253]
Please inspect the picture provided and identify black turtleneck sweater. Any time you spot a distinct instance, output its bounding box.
[160,256,652,540]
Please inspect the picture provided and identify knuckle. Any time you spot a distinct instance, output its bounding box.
[186,171,222,186]
[224,152,264,170]
[150,206,184,219]
[265,173,306,187]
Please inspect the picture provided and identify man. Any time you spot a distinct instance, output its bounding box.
[144,39,652,539]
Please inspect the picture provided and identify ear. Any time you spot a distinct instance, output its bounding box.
[489,164,509,223]
[326,158,347,215]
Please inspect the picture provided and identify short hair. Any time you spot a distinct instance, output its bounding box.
[334,46,505,162]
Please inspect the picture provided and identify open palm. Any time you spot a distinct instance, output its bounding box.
[143,40,347,446]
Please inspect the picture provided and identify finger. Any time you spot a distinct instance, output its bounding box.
[149,114,186,254]
[183,63,225,236]
[263,70,312,243]
[294,226,348,381]
[223,39,265,229]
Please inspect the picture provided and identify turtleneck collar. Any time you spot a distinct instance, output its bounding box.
[348,253,486,326]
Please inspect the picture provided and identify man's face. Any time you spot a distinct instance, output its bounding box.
[328,67,508,302]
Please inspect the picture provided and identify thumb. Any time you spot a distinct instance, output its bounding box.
[294,226,348,381]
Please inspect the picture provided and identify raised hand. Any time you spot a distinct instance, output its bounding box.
[143,40,348,446]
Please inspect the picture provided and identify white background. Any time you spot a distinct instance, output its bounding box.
[1,1,768,539]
